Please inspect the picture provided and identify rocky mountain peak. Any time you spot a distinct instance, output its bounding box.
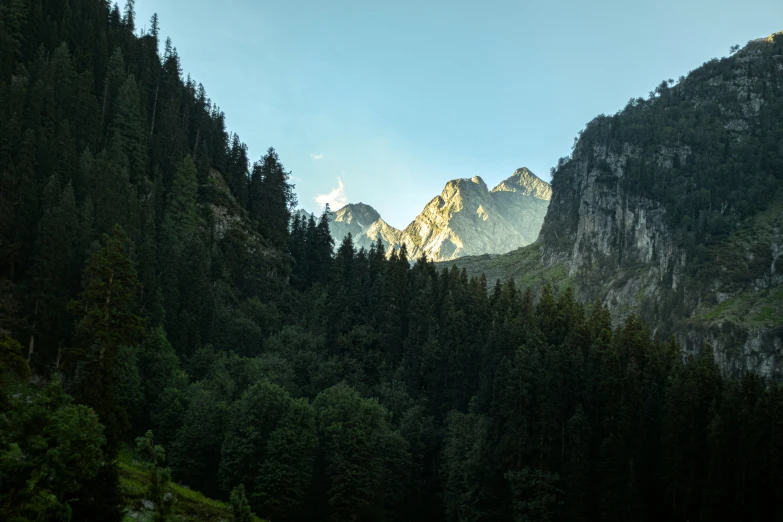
[298,168,552,262]
[470,175,488,190]
[431,176,489,214]
[492,168,552,200]
[441,176,489,200]
[333,203,381,227]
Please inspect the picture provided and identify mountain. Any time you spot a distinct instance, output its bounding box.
[490,167,552,242]
[449,32,783,377]
[329,203,380,240]
[295,203,403,253]
[329,203,404,252]
[318,203,380,249]
[305,168,551,261]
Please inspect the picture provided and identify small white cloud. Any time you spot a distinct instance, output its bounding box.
[315,177,347,210]
[310,153,324,160]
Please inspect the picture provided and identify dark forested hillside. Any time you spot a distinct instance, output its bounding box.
[2,2,783,522]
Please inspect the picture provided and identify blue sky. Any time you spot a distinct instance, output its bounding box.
[132,0,782,229]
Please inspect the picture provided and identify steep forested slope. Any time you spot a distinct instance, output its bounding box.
[2,3,783,522]
[0,0,294,519]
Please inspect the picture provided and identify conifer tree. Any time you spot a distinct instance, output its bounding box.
[247,147,296,248]
[0,0,27,81]
[25,179,80,367]
[123,0,136,33]
[68,223,143,522]
[289,213,308,287]
[312,383,392,521]
[563,404,590,521]
[168,384,228,496]
[506,467,563,522]
[111,74,147,182]
[68,224,142,448]
[159,155,201,351]
[164,155,200,234]
[224,134,249,204]
[135,430,174,522]
[219,380,293,495]
[101,47,127,142]
[49,43,77,122]
[149,13,160,48]
[442,408,495,521]
[230,485,253,522]
[304,207,334,285]
[86,139,134,238]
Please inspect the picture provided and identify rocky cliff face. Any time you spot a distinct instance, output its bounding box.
[206,169,290,280]
[303,169,551,262]
[462,32,783,377]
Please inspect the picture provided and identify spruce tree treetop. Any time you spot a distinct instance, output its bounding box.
[247,147,297,249]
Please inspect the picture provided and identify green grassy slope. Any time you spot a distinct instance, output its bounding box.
[119,450,265,522]
[441,243,576,294]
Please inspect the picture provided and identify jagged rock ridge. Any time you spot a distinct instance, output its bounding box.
[299,168,551,262]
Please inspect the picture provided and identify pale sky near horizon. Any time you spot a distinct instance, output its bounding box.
[130,0,782,229]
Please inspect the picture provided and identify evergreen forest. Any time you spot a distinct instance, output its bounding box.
[1,2,782,521]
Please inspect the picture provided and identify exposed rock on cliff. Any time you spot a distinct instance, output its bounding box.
[450,32,783,377]
[490,168,552,246]
[328,203,384,250]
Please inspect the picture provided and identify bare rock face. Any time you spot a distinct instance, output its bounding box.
[490,168,552,247]
[329,203,383,251]
[206,169,289,281]
[305,169,551,262]
[401,171,551,261]
[365,218,404,252]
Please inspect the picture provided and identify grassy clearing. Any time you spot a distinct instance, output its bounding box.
[118,449,264,522]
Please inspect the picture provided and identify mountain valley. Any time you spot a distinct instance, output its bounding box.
[1,2,783,520]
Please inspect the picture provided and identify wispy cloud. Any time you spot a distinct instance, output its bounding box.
[310,153,324,160]
[315,177,347,210]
